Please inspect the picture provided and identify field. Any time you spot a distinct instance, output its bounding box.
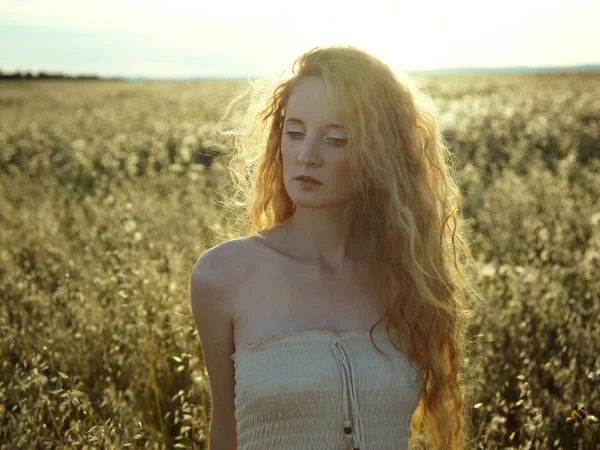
[1,71,599,449]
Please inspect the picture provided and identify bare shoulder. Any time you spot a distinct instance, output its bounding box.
[192,237,254,283]
[190,239,241,337]
[190,237,261,314]
[189,237,257,446]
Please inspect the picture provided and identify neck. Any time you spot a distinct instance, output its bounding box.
[279,204,371,273]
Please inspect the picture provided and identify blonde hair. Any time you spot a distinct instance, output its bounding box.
[209,45,482,449]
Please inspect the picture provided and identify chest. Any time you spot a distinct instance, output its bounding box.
[232,251,387,349]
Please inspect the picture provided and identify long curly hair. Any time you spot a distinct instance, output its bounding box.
[208,45,482,449]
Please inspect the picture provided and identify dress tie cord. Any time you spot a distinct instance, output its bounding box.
[331,338,366,450]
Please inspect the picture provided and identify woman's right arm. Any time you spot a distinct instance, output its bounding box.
[190,244,238,450]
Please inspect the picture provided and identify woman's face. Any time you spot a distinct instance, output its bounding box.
[281,76,354,209]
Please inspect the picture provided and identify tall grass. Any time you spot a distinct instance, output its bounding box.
[1,72,599,449]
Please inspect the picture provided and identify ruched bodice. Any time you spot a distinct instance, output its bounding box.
[230,329,423,450]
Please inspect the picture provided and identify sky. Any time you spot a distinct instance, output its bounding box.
[1,0,599,79]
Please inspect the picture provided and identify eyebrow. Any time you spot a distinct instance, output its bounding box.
[284,117,346,131]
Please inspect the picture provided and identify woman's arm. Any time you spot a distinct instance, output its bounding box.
[190,245,238,450]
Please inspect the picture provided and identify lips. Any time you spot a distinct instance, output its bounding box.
[295,175,322,184]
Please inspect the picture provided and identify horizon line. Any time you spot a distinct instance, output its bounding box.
[2,63,599,81]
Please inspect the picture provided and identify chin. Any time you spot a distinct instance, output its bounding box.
[290,197,324,208]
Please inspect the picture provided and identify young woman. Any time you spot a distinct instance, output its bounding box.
[191,45,479,450]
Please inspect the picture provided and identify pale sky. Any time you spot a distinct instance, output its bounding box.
[1,0,598,79]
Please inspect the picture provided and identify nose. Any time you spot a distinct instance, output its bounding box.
[297,135,321,166]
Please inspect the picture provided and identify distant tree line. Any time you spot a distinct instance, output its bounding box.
[0,69,123,81]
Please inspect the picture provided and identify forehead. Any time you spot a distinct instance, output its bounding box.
[285,76,345,124]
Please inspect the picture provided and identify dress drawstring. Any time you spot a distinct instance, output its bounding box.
[331,338,366,450]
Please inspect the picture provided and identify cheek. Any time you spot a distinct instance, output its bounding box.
[281,141,293,168]
[333,159,354,199]
[281,136,297,157]
[333,157,352,179]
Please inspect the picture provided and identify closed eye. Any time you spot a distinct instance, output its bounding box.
[285,132,348,147]
[327,138,348,147]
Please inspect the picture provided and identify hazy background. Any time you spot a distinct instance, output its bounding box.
[1,0,599,79]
